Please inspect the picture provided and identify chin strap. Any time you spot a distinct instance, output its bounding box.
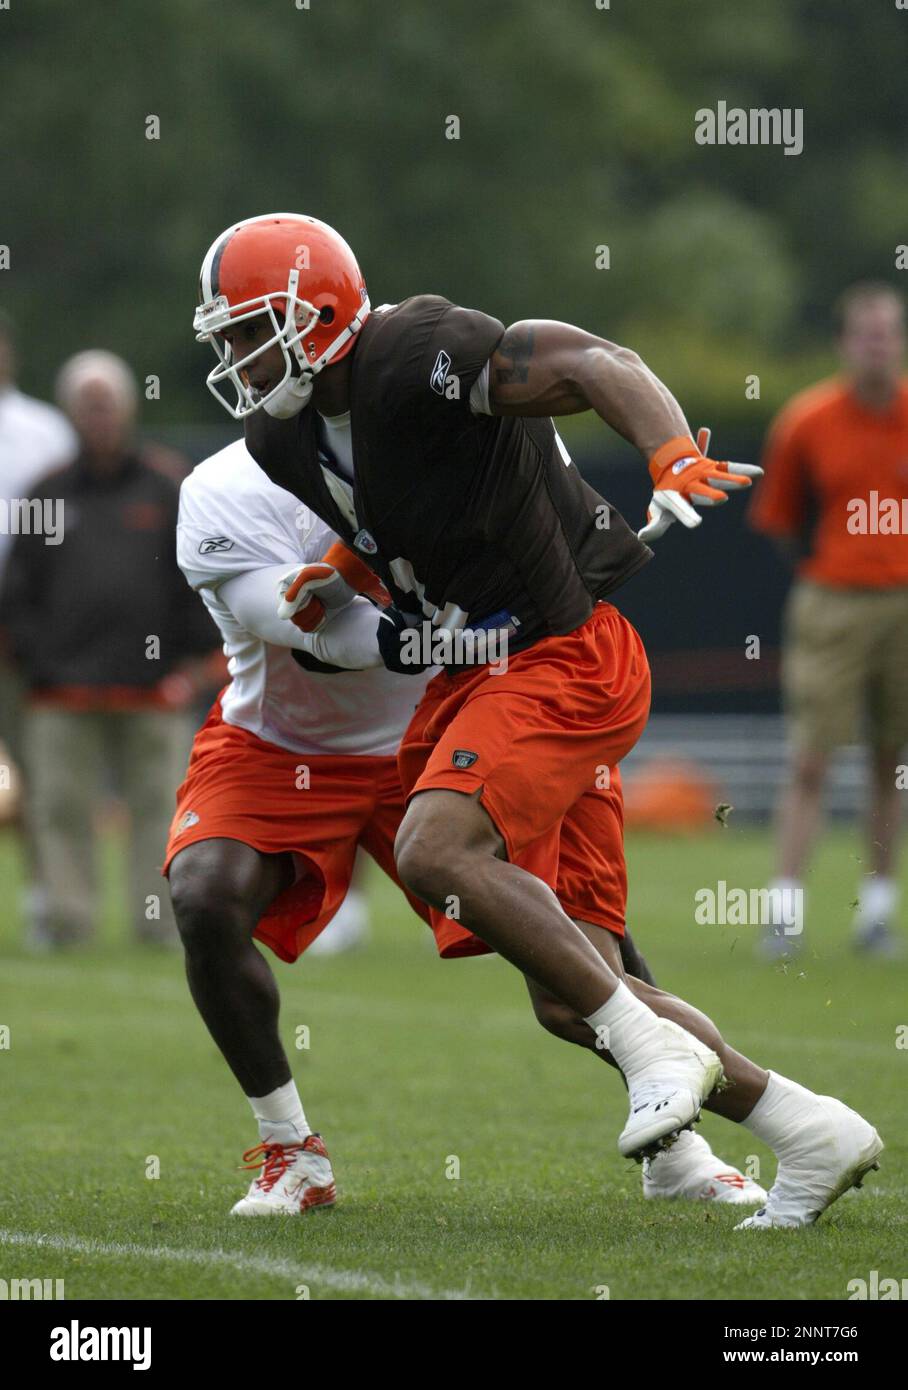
[263,374,314,418]
[308,298,371,374]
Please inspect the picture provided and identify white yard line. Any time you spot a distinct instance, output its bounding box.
[0,1228,477,1301]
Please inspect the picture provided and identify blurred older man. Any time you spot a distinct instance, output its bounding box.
[0,313,77,779]
[751,283,908,957]
[0,350,221,947]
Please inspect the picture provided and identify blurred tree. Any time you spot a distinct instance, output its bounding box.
[0,0,903,434]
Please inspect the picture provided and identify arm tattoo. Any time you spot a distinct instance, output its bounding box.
[492,324,535,386]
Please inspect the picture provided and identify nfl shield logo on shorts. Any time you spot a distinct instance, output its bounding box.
[451,749,478,769]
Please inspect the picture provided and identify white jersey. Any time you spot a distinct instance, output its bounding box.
[177,439,431,756]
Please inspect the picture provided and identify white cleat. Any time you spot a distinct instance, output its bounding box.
[735,1097,882,1230]
[618,1019,724,1160]
[230,1133,337,1216]
[643,1130,767,1205]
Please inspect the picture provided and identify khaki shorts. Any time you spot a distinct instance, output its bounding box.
[782,580,908,754]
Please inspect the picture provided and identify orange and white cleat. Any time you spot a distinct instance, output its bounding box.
[230,1133,336,1216]
[643,1130,767,1205]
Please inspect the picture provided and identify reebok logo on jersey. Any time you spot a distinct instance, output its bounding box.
[353,528,378,555]
[430,349,452,395]
[451,749,478,769]
[199,536,235,553]
[176,810,200,833]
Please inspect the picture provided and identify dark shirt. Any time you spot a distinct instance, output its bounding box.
[246,296,651,654]
[1,449,218,691]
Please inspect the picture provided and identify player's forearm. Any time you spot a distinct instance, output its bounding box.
[219,565,316,651]
[576,344,692,459]
[487,319,692,460]
[307,598,384,669]
[218,566,382,668]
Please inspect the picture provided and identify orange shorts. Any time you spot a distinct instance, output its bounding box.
[397,602,651,944]
[162,698,438,962]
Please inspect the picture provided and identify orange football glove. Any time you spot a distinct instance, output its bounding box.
[277,541,391,633]
[638,428,762,542]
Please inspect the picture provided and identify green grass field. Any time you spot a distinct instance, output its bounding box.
[1,822,906,1301]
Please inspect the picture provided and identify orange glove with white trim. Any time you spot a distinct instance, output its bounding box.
[277,542,391,633]
[638,428,762,543]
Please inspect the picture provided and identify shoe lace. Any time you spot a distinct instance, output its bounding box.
[239,1141,305,1193]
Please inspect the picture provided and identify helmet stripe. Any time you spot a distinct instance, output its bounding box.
[200,229,233,302]
[209,234,230,299]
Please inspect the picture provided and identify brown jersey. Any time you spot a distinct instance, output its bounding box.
[246,295,652,652]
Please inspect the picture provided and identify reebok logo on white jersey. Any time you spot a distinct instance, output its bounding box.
[430,349,452,394]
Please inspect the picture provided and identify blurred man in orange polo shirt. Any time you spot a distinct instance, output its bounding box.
[751,282,908,957]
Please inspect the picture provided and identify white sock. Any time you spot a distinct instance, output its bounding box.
[855,875,898,927]
[584,982,670,1074]
[742,1071,819,1158]
[248,1079,311,1146]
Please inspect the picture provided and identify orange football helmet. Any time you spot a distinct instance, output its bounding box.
[193,213,370,419]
